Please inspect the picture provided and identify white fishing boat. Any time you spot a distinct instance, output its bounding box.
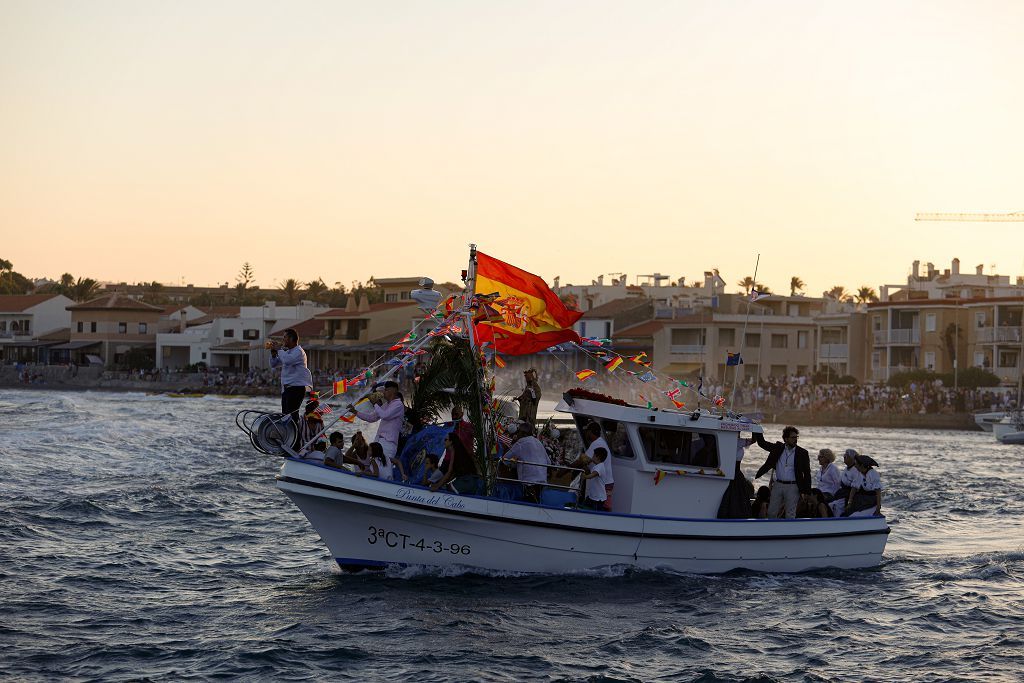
[243,246,889,574]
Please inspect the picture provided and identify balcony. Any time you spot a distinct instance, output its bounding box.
[818,343,848,359]
[669,344,705,355]
[976,326,1023,344]
[873,329,920,345]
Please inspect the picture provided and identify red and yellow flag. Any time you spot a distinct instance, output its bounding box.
[604,356,623,373]
[473,252,582,356]
[575,369,596,381]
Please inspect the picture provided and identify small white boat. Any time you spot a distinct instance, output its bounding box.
[993,413,1024,444]
[275,396,889,574]
[974,411,1007,432]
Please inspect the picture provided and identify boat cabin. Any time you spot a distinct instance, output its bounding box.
[556,396,763,518]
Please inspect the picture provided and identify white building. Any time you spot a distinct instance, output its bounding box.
[156,301,326,371]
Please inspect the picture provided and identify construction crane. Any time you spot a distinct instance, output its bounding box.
[915,211,1024,222]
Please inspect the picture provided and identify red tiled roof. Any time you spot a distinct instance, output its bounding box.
[0,294,63,312]
[581,297,650,319]
[275,317,326,338]
[195,306,241,317]
[67,294,164,312]
[314,301,418,318]
[614,320,667,337]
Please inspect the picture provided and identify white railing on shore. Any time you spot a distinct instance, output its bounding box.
[819,343,848,358]
[976,326,1023,344]
[873,329,920,345]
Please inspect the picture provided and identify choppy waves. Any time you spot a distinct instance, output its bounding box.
[1,389,1022,681]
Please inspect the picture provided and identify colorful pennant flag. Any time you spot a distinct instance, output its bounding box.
[314,404,333,416]
[713,395,726,407]
[630,352,650,366]
[726,352,743,366]
[750,288,770,302]
[604,357,623,372]
[338,413,356,423]
[671,399,686,409]
[576,369,596,381]
[654,470,667,485]
[494,354,506,368]
[637,371,656,383]
[333,379,347,394]
[665,388,681,399]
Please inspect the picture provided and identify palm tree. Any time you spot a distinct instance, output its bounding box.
[790,276,805,296]
[826,285,852,302]
[278,278,301,305]
[855,286,878,304]
[72,277,101,302]
[305,278,328,303]
[737,276,756,292]
[408,338,487,474]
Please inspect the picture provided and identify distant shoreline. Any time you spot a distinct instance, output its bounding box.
[0,382,984,430]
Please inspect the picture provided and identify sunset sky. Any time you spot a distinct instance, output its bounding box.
[2,1,1022,296]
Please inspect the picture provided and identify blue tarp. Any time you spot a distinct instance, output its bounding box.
[397,422,455,484]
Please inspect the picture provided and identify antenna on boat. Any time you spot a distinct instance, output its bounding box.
[729,253,760,413]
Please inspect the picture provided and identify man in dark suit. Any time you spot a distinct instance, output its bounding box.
[754,425,811,518]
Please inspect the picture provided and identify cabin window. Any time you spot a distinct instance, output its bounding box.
[637,427,718,467]
[223,328,235,338]
[243,329,260,340]
[118,322,127,334]
[602,420,634,459]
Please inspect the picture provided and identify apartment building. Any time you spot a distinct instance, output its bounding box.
[867,259,1024,383]
[64,294,164,367]
[640,293,826,382]
[962,297,1024,384]
[0,293,75,364]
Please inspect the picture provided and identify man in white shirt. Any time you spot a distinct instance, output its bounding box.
[268,328,313,446]
[505,422,550,502]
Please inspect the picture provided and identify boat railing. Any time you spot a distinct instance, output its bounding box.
[495,458,588,507]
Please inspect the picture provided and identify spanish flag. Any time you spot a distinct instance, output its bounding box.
[474,252,582,355]
[575,369,596,381]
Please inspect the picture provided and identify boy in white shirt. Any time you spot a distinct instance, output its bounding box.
[581,448,609,511]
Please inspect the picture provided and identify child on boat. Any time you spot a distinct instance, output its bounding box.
[581,447,609,511]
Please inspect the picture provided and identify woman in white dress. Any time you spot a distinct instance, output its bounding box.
[815,448,843,502]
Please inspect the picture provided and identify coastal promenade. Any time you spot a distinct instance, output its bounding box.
[2,366,983,430]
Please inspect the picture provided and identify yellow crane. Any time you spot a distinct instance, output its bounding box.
[915,211,1024,222]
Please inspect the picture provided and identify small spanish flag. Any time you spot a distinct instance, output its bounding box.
[575,369,596,381]
[604,356,623,372]
[494,354,506,368]
[630,352,650,366]
[654,470,667,485]
[338,413,356,423]
[333,379,347,394]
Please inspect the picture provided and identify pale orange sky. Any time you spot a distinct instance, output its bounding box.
[2,1,1022,296]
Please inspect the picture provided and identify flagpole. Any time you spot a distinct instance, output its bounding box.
[754,316,765,414]
[462,243,494,492]
[730,253,760,413]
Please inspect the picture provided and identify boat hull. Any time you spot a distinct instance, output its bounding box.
[277,461,889,574]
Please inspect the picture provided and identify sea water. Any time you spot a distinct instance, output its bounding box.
[1,389,1022,681]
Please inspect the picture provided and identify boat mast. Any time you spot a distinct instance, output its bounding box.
[462,244,494,489]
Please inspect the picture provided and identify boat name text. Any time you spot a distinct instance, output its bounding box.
[394,487,467,510]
